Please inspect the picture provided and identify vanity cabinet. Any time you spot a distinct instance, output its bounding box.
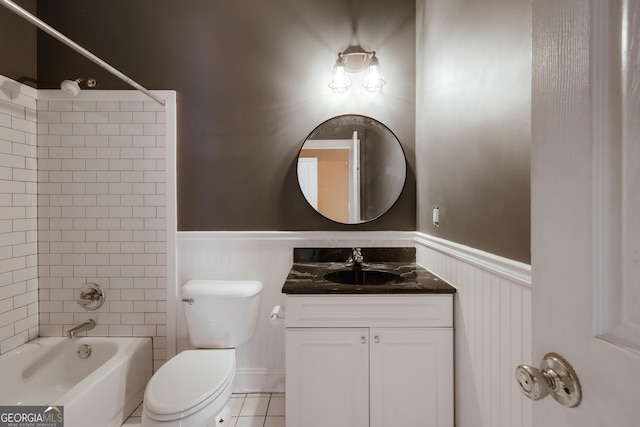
[284,295,453,427]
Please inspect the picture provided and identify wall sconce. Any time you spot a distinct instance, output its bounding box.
[328,46,386,93]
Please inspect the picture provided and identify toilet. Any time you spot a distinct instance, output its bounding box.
[142,279,263,427]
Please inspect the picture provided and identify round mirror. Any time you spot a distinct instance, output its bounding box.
[296,115,406,224]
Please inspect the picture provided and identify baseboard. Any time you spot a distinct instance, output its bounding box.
[234,368,286,393]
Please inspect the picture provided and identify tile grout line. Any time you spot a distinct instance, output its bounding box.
[121,393,284,426]
[263,394,271,427]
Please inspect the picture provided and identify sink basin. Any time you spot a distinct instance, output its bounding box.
[323,269,402,286]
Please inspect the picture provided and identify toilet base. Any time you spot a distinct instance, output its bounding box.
[142,404,231,427]
[214,405,231,425]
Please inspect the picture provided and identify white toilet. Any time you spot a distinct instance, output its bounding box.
[142,279,263,427]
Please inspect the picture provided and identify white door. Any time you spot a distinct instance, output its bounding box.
[299,136,360,221]
[297,157,318,209]
[531,0,640,425]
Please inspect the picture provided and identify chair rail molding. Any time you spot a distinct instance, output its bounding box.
[415,233,532,289]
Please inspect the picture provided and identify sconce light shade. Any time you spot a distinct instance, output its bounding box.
[329,48,385,93]
[361,53,386,92]
[328,54,352,93]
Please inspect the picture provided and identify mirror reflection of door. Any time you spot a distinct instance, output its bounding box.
[297,157,318,209]
[299,132,360,223]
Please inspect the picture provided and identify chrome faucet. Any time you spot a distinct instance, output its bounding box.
[348,248,364,269]
[67,319,96,338]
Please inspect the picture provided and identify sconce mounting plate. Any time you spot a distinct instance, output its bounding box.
[340,46,373,72]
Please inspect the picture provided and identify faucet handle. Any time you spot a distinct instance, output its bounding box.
[76,283,105,311]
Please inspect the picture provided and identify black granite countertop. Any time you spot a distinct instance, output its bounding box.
[282,248,457,294]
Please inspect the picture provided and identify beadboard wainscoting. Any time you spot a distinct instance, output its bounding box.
[416,233,533,427]
[174,231,417,392]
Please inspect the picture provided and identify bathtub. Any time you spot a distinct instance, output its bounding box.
[0,337,152,427]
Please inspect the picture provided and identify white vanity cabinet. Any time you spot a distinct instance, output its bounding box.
[284,294,454,427]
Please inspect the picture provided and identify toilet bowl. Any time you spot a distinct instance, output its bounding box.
[141,280,263,427]
[142,350,235,426]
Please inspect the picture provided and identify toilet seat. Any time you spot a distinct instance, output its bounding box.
[143,349,235,422]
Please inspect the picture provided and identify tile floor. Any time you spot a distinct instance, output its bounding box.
[122,393,285,427]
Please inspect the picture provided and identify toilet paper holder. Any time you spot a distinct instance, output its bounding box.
[270,306,285,323]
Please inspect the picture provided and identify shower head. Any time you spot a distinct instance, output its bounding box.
[60,78,96,96]
[60,79,80,96]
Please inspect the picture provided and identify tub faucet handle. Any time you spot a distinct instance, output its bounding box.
[77,283,105,311]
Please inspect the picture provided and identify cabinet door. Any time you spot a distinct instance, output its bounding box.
[369,328,453,427]
[286,328,369,427]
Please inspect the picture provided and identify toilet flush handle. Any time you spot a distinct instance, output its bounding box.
[181,298,194,305]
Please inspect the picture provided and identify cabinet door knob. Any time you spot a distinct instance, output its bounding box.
[361,336,367,344]
[374,336,380,343]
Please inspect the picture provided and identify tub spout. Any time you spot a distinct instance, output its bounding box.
[67,319,96,338]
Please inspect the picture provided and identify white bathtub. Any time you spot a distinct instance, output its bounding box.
[0,337,152,427]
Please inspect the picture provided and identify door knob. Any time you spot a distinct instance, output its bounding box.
[515,352,581,407]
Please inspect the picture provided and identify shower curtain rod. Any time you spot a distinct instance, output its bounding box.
[1,0,166,106]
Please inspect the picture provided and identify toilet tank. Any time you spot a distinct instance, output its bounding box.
[181,280,263,348]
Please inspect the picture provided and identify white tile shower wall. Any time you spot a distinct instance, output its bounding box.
[174,231,416,392]
[37,94,169,368]
[415,233,533,427]
[0,76,39,354]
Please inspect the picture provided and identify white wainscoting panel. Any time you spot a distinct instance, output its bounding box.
[175,228,533,425]
[175,231,415,392]
[416,233,533,427]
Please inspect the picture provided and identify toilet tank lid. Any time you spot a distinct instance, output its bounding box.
[181,280,263,298]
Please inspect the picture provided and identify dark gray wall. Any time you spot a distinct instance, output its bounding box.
[0,0,37,86]
[416,0,531,263]
[31,0,416,231]
[2,0,532,262]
